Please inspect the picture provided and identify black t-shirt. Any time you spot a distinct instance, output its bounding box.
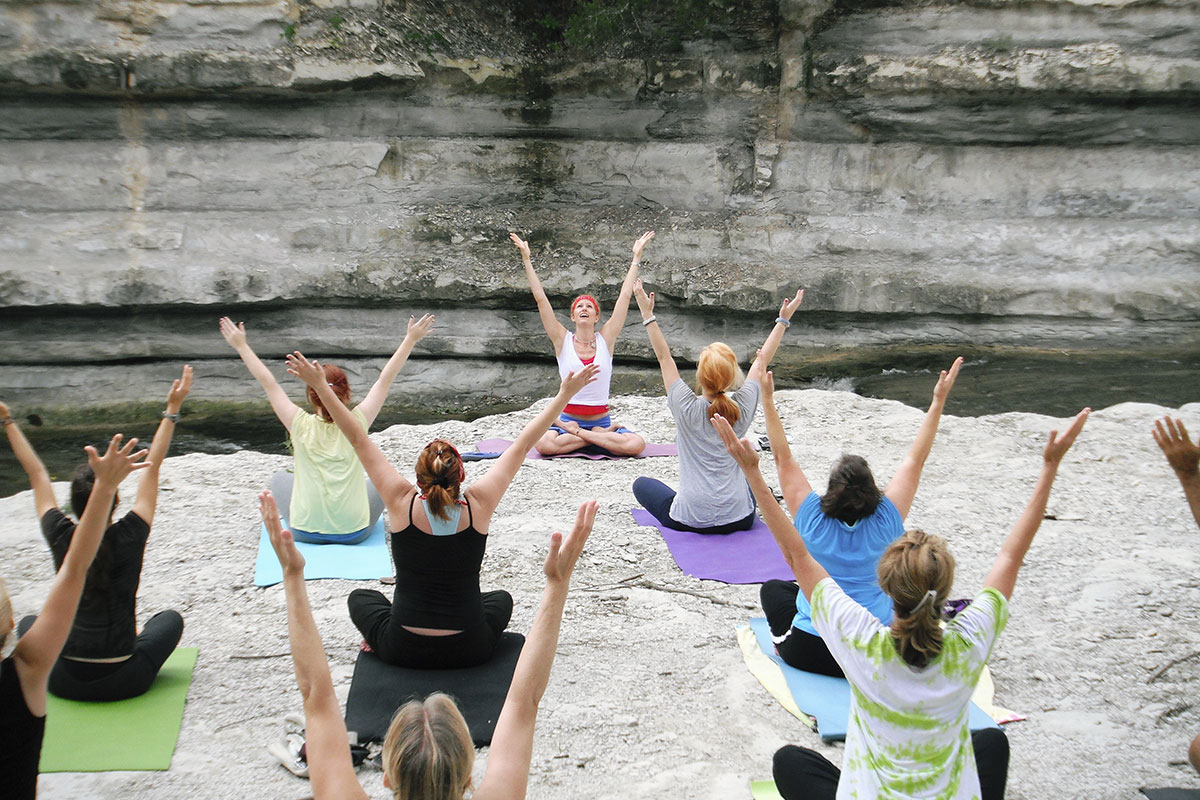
[40,508,151,659]
[0,656,45,800]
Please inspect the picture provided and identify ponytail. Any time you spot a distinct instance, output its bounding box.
[878,529,955,669]
[415,440,464,521]
[696,342,743,425]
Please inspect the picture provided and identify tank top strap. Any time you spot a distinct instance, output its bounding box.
[464,495,474,529]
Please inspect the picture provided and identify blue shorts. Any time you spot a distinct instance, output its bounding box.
[290,525,371,545]
[550,412,633,436]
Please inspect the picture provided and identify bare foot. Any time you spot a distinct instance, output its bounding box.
[560,420,582,435]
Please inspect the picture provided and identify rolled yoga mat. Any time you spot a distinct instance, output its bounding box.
[344,632,525,746]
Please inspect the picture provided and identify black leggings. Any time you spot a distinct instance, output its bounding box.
[760,579,843,678]
[19,610,184,702]
[773,728,1010,800]
[632,476,756,535]
[347,589,513,669]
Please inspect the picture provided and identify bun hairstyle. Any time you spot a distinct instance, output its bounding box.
[383,692,474,800]
[878,529,955,669]
[0,576,10,651]
[305,363,352,422]
[819,455,882,525]
[415,439,465,522]
[696,342,744,424]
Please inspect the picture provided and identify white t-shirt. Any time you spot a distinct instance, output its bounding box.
[810,578,1009,800]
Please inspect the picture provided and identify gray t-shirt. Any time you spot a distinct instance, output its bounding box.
[667,377,761,527]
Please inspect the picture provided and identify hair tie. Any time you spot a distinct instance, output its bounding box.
[909,589,938,616]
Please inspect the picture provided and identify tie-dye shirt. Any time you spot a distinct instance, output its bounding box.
[811,578,1009,800]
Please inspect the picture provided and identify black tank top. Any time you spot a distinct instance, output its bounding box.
[392,494,486,630]
[0,656,46,800]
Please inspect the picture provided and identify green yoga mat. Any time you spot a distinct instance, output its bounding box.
[40,647,198,773]
[751,779,785,800]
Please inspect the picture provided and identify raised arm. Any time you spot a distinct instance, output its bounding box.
[356,313,435,425]
[466,364,600,519]
[1,400,58,519]
[1153,416,1200,529]
[14,435,148,714]
[599,230,653,350]
[713,414,828,599]
[633,279,680,390]
[984,408,1089,600]
[219,317,301,430]
[760,372,812,512]
[287,353,414,515]
[132,365,193,526]
[511,234,567,353]
[259,491,368,800]
[884,356,964,519]
[473,500,596,800]
[746,290,803,384]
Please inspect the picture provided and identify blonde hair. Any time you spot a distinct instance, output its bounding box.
[877,529,955,669]
[696,342,744,424]
[0,577,11,651]
[383,693,474,800]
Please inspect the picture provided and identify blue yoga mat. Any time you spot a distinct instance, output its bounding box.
[253,517,391,587]
[749,617,998,741]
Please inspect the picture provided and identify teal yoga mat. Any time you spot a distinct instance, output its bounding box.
[748,618,998,741]
[253,517,390,587]
[39,647,198,772]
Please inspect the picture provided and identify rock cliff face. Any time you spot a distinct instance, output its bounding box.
[1,0,1197,409]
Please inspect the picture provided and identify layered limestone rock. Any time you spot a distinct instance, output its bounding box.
[0,0,1196,410]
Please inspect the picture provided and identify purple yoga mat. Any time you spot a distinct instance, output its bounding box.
[631,508,793,584]
[474,438,677,460]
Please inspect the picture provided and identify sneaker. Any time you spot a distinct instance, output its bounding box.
[268,732,308,778]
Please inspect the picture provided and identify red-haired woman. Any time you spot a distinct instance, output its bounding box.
[510,231,653,457]
[289,350,598,668]
[219,314,433,544]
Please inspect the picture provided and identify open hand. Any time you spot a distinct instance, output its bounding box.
[406,313,435,343]
[1153,416,1200,478]
[634,279,655,319]
[561,362,601,399]
[259,490,305,577]
[0,400,10,419]
[778,289,804,322]
[931,356,964,404]
[632,230,655,262]
[85,434,150,485]
[218,317,247,349]
[1044,408,1090,466]
[712,413,759,470]
[285,351,325,388]
[761,370,775,402]
[166,365,194,411]
[544,500,597,585]
[509,233,531,261]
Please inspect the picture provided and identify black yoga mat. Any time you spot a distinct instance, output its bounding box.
[344,632,525,746]
[1142,790,1200,800]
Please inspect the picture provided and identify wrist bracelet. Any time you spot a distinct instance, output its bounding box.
[162,411,180,422]
[775,316,791,328]
[642,316,657,326]
[2,417,14,426]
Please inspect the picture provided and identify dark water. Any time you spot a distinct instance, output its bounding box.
[1,350,1195,499]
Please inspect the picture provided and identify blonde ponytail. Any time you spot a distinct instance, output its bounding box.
[696,342,743,424]
[877,529,955,669]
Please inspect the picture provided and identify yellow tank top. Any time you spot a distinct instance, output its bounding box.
[289,407,369,534]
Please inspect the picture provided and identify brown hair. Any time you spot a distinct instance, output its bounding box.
[819,455,882,525]
[877,529,955,669]
[306,364,352,422]
[696,342,744,424]
[382,693,474,800]
[415,440,464,522]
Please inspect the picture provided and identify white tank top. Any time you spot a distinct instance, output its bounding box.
[556,332,612,407]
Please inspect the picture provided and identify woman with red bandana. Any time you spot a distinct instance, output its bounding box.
[510,231,653,457]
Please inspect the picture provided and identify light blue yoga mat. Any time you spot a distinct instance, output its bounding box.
[749,617,998,741]
[253,517,390,587]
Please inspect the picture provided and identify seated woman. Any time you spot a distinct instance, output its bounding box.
[510,230,652,457]
[289,349,598,668]
[2,369,190,703]
[1,434,148,799]
[631,280,804,533]
[715,407,1089,800]
[758,356,963,676]
[220,313,433,543]
[256,489,596,800]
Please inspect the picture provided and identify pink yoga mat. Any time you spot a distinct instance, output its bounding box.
[474,439,677,460]
[631,508,793,584]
